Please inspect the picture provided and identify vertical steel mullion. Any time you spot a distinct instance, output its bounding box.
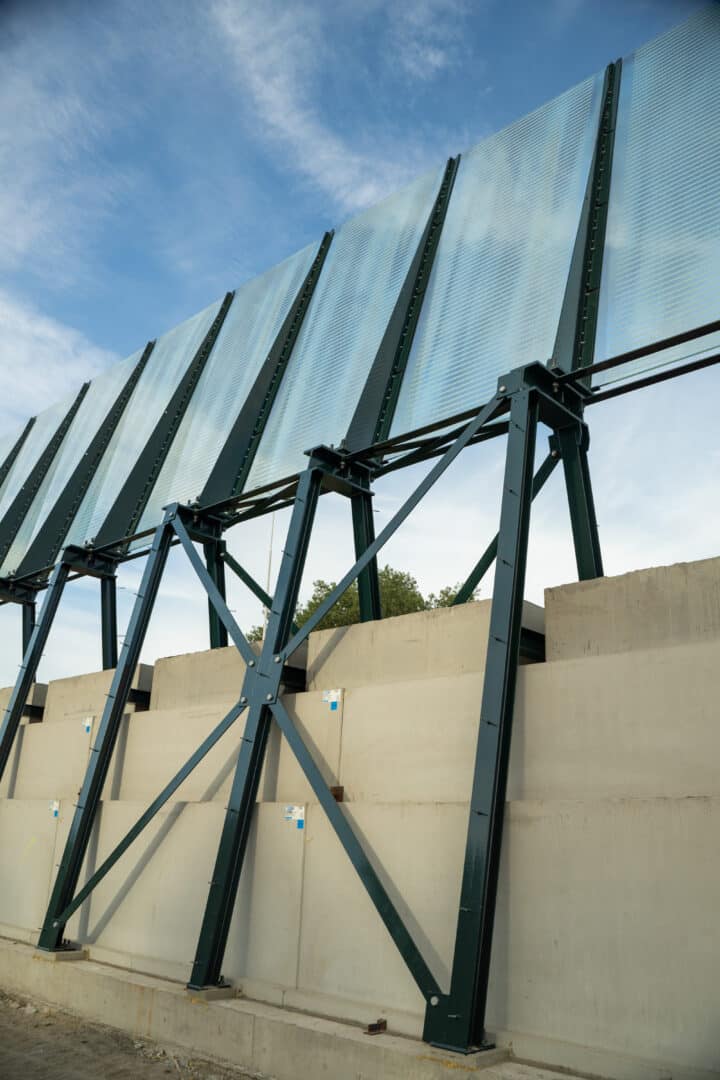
[189,466,323,989]
[204,538,229,650]
[38,516,175,951]
[351,483,381,622]
[0,562,69,784]
[556,424,603,580]
[21,599,36,655]
[100,576,118,670]
[424,390,538,1052]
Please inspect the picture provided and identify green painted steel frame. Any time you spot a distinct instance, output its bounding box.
[0,52,655,1052]
[22,359,601,1048]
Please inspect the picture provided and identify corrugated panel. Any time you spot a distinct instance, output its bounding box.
[66,301,220,547]
[0,399,74,525]
[246,165,444,490]
[137,244,317,529]
[390,73,603,436]
[595,6,720,383]
[0,354,139,575]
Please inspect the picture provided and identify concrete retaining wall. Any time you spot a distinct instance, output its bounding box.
[1,571,719,1080]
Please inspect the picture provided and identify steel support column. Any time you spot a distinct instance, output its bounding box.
[38,514,175,951]
[100,575,118,670]
[554,423,603,580]
[204,538,229,649]
[0,562,70,784]
[423,388,539,1051]
[452,450,559,605]
[351,480,381,622]
[188,464,323,989]
[21,600,36,655]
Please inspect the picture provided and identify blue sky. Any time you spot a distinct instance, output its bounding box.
[0,0,716,682]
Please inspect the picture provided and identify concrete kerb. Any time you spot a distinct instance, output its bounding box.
[0,936,514,1080]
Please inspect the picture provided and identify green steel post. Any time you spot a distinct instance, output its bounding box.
[188,465,323,989]
[21,600,36,655]
[351,482,381,622]
[423,389,539,1052]
[100,575,118,670]
[204,538,229,649]
[452,451,559,605]
[38,514,175,951]
[554,424,603,580]
[0,561,69,784]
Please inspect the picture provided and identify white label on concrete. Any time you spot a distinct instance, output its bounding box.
[321,688,343,713]
[49,800,60,819]
[284,804,305,830]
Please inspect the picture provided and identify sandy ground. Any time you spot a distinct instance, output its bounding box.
[0,988,266,1080]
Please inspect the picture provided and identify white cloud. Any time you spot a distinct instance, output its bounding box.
[0,24,129,286]
[210,0,466,213]
[385,0,471,82]
[0,289,119,432]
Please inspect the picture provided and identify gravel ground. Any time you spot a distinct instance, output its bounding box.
[0,988,267,1080]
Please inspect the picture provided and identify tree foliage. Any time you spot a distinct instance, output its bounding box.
[247,564,476,641]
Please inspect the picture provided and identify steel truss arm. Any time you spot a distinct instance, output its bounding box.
[223,549,273,611]
[172,514,255,666]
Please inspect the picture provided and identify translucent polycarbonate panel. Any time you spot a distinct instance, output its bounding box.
[595,6,720,384]
[246,165,445,490]
[0,353,140,575]
[66,300,220,547]
[137,244,317,530]
[0,397,74,524]
[390,73,603,436]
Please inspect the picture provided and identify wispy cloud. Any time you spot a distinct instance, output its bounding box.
[385,0,471,82]
[210,0,468,214]
[0,289,118,432]
[0,12,132,287]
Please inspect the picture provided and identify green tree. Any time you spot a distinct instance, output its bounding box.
[247,565,476,641]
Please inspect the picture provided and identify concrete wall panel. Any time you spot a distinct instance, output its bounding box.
[339,677,481,804]
[512,641,720,801]
[307,601,543,691]
[487,797,720,1073]
[6,716,94,801]
[43,664,152,724]
[0,798,59,940]
[150,647,245,712]
[546,557,720,661]
[297,802,466,1017]
[53,801,305,992]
